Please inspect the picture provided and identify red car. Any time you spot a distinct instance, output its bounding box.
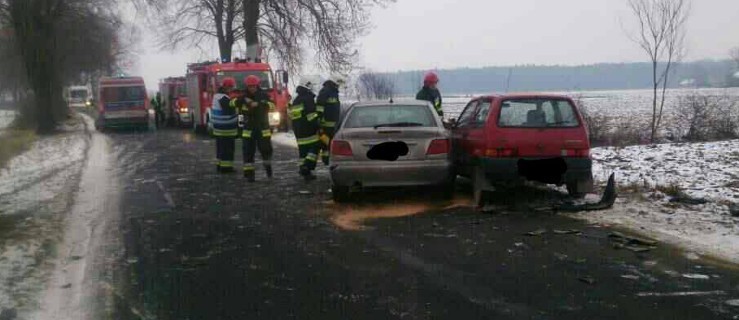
[451,94,593,205]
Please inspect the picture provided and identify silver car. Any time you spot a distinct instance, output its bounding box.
[329,100,454,202]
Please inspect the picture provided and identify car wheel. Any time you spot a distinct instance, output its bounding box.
[332,185,350,203]
[472,167,490,208]
[566,181,586,199]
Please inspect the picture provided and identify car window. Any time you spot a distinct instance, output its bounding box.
[474,101,491,126]
[498,99,580,128]
[343,105,437,128]
[456,100,478,128]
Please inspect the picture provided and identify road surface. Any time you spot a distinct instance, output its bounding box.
[56,127,739,319]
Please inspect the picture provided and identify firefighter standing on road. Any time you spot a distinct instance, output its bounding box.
[316,75,342,165]
[233,75,275,182]
[212,77,239,173]
[151,92,166,129]
[416,72,443,117]
[290,78,321,181]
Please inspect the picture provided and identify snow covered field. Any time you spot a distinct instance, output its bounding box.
[569,140,739,265]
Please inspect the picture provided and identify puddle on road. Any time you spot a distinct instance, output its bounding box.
[329,196,472,231]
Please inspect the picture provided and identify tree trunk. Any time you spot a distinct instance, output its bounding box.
[651,60,658,143]
[243,0,260,62]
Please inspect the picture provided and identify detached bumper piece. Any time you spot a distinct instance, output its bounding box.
[554,173,617,212]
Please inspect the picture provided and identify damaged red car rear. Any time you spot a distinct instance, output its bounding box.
[451,94,593,205]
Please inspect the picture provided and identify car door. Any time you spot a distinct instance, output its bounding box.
[466,99,492,161]
[451,99,479,176]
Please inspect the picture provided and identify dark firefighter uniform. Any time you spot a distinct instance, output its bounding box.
[232,88,276,181]
[316,82,341,165]
[416,86,443,117]
[211,90,238,172]
[290,85,321,179]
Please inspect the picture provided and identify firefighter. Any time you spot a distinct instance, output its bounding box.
[233,75,275,182]
[416,72,443,117]
[316,75,343,165]
[151,92,166,128]
[290,78,321,181]
[211,77,238,173]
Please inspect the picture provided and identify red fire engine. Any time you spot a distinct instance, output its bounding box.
[186,59,290,134]
[158,77,191,127]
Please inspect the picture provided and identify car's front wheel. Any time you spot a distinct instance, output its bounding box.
[332,185,350,203]
[472,166,491,209]
[566,181,587,199]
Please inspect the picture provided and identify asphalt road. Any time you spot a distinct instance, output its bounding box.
[101,127,739,320]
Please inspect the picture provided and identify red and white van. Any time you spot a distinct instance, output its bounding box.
[96,76,149,130]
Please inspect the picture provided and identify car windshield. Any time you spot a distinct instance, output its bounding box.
[343,105,436,128]
[498,99,580,128]
[101,86,146,102]
[217,71,273,91]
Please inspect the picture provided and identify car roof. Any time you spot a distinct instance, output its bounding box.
[351,99,431,107]
[473,93,573,100]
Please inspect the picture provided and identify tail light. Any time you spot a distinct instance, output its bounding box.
[331,140,353,156]
[562,148,590,157]
[485,148,518,157]
[426,139,450,155]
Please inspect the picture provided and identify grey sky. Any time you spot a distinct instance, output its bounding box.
[134,0,739,88]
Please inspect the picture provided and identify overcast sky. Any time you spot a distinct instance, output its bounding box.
[133,0,739,88]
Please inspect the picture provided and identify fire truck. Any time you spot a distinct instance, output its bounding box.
[186,59,290,134]
[158,77,191,127]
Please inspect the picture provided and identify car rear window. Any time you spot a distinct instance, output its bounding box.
[343,105,437,128]
[498,99,580,128]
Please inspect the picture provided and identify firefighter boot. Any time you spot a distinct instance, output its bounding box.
[244,169,256,182]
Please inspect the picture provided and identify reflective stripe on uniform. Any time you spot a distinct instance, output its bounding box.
[242,130,252,138]
[297,135,319,145]
[268,101,276,112]
[321,120,336,128]
[305,153,317,162]
[213,129,238,137]
[316,105,325,113]
[306,112,318,122]
[261,129,272,138]
[219,161,234,168]
[327,98,339,103]
[243,165,255,171]
[289,105,304,120]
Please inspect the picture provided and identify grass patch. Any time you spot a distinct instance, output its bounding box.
[0,128,36,169]
[655,182,686,198]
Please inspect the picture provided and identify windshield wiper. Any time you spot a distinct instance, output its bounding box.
[373,122,424,129]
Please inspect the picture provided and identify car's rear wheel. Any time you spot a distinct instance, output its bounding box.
[332,185,350,203]
[472,167,490,208]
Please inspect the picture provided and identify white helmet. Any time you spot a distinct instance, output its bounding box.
[324,74,345,86]
[298,76,320,92]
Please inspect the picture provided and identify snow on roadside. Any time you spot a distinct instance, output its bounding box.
[0,110,15,130]
[0,114,90,316]
[591,140,739,204]
[569,140,739,265]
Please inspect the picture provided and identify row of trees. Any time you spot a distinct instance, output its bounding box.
[0,0,135,133]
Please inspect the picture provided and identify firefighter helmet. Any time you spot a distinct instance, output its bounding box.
[324,74,345,87]
[424,72,439,85]
[221,77,236,88]
[245,75,261,87]
[298,76,320,92]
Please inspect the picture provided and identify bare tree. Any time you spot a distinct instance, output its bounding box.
[1,0,127,132]
[626,0,689,143]
[139,0,243,62]
[357,71,395,100]
[243,0,393,73]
